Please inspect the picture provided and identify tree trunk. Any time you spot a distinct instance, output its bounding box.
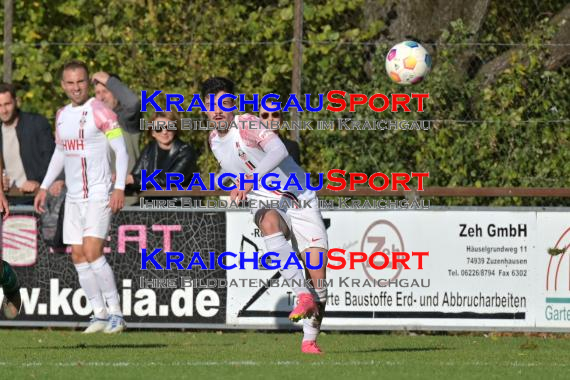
[477,3,570,85]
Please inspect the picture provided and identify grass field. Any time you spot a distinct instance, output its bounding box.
[1,330,569,379]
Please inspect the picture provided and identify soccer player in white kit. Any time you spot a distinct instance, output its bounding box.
[202,77,328,354]
[34,60,128,334]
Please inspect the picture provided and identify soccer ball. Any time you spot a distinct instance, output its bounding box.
[385,41,432,85]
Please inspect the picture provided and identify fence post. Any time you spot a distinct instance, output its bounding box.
[290,0,303,143]
[3,0,13,83]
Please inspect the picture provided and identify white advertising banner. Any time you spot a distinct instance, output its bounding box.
[226,209,569,331]
[536,212,570,330]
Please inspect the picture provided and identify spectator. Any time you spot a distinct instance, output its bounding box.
[93,72,141,173]
[0,83,64,196]
[127,111,197,189]
[259,101,301,165]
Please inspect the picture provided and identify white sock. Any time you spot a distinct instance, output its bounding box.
[75,262,107,319]
[303,286,327,341]
[264,232,309,295]
[303,318,319,342]
[90,256,122,316]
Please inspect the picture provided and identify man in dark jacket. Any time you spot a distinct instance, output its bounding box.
[93,72,141,173]
[0,83,64,195]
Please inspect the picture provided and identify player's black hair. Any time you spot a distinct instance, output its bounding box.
[200,77,235,99]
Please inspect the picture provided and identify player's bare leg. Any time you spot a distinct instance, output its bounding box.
[82,237,125,333]
[300,246,328,354]
[256,209,318,322]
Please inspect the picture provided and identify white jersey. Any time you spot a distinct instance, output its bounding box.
[209,114,314,203]
[55,98,120,201]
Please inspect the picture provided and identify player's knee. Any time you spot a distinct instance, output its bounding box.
[71,246,85,264]
[258,210,282,235]
[83,248,103,263]
[82,237,105,262]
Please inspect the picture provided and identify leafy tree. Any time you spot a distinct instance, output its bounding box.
[1,0,567,205]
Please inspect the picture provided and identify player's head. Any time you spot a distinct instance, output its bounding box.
[260,100,282,128]
[61,60,90,106]
[201,77,235,131]
[150,111,179,149]
[94,73,120,110]
[0,83,18,124]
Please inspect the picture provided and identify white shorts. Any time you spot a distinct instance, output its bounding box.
[63,199,112,245]
[252,195,328,253]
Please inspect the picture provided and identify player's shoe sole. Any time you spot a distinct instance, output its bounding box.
[104,315,126,334]
[83,317,109,334]
[2,290,22,320]
[289,293,319,322]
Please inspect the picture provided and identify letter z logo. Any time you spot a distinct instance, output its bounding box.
[360,220,404,282]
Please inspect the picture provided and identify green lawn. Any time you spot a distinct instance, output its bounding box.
[1,330,569,379]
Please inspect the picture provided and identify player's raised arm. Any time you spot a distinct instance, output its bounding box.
[238,114,289,176]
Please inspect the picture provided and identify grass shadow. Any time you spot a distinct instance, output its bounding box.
[15,343,169,350]
[15,342,239,350]
[330,346,451,354]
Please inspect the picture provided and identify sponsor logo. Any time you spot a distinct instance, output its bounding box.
[1,216,37,267]
[62,139,85,151]
[360,220,405,283]
[544,227,570,321]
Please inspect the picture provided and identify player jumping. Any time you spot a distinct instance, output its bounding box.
[0,157,21,319]
[34,60,128,333]
[202,77,328,354]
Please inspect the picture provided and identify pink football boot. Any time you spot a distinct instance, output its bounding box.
[302,340,323,354]
[289,293,319,322]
